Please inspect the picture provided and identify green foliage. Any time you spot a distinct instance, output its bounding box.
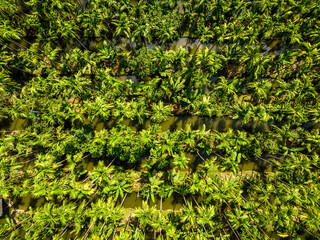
[0,0,320,238]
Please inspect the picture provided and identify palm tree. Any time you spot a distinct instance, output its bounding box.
[107,177,132,202]
[247,79,272,102]
[134,201,157,238]
[231,102,254,125]
[124,99,150,124]
[274,79,300,101]
[90,160,115,185]
[180,201,197,235]
[131,20,150,47]
[85,96,113,122]
[151,101,172,123]
[196,47,223,77]
[196,204,217,235]
[309,106,320,124]
[240,45,269,79]
[0,20,25,42]
[77,8,108,39]
[140,170,164,203]
[88,197,124,238]
[112,12,132,39]
[172,152,189,169]
[214,76,238,102]
[56,18,87,50]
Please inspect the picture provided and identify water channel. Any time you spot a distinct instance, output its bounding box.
[0,115,279,138]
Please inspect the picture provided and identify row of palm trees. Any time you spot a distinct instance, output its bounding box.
[1,82,318,127]
[1,0,320,239]
[1,0,319,125]
[0,45,319,126]
[1,121,319,191]
[1,146,319,238]
[1,0,319,47]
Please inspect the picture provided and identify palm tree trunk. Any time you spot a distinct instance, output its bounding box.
[257,156,274,165]
[208,43,214,52]
[8,152,34,159]
[60,224,70,237]
[221,227,231,240]
[11,40,28,50]
[83,221,94,240]
[107,158,115,167]
[73,230,81,240]
[159,195,162,236]
[120,193,128,206]
[223,213,241,240]
[258,226,269,239]
[21,221,38,237]
[134,220,139,240]
[142,36,147,48]
[196,151,206,161]
[75,0,85,8]
[3,216,31,236]
[124,214,131,232]
[85,190,98,206]
[98,222,106,235]
[0,42,20,53]
[75,37,88,50]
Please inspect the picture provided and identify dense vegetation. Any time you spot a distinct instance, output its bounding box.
[0,0,319,239]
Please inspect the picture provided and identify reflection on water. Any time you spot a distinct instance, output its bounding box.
[108,36,280,56]
[239,161,273,172]
[12,196,46,211]
[71,34,281,58]
[0,118,29,137]
[89,115,275,133]
[169,38,216,53]
[121,193,183,211]
[114,75,138,85]
[4,193,181,219]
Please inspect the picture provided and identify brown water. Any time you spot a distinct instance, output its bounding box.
[0,115,275,134]
[70,33,281,59]
[0,118,29,137]
[87,115,274,133]
[121,193,183,211]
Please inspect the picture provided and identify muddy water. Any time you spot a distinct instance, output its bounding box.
[0,118,29,137]
[169,37,216,53]
[88,115,274,133]
[0,196,46,224]
[12,196,46,211]
[82,34,280,57]
[2,193,181,220]
[121,193,183,211]
[6,114,313,135]
[0,115,272,133]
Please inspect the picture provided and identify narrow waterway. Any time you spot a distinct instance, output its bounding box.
[0,115,277,139]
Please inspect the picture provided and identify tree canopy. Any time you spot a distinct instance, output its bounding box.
[0,0,320,239]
